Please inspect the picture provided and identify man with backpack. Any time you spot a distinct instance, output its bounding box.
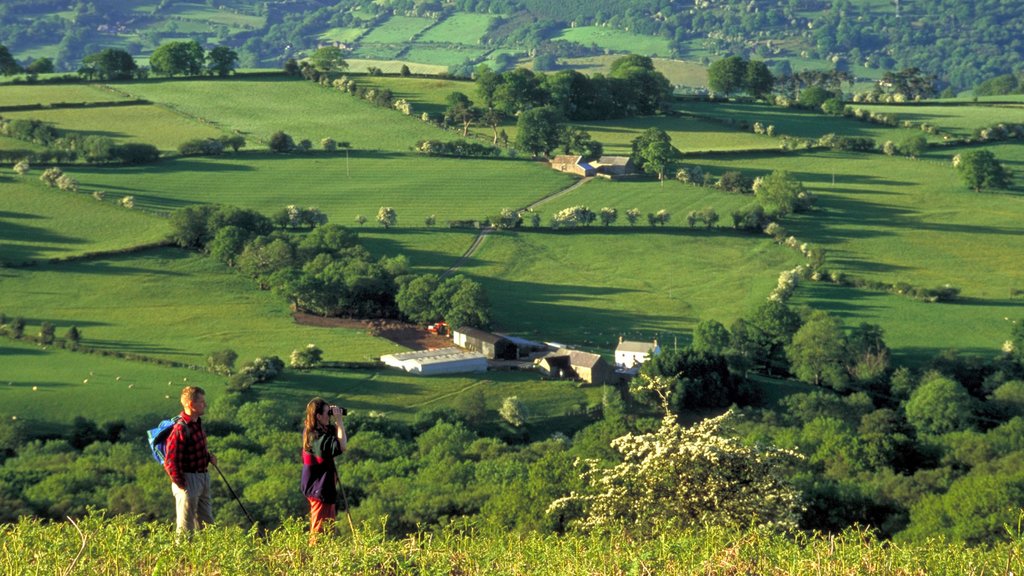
[164,385,217,534]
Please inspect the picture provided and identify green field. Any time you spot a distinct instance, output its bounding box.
[259,368,601,427]
[356,76,475,117]
[1,103,224,151]
[853,102,1024,137]
[0,175,170,264]
[675,101,933,143]
[574,115,781,155]
[468,227,797,348]
[351,44,404,61]
[361,16,434,44]
[554,26,672,57]
[161,2,264,29]
[105,77,454,150]
[67,153,574,228]
[343,59,449,76]
[0,338,225,436]
[318,27,366,43]
[0,84,130,107]
[0,248,400,366]
[418,13,494,45]
[401,46,488,67]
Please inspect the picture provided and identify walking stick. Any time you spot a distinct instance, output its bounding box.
[335,474,356,535]
[212,461,256,526]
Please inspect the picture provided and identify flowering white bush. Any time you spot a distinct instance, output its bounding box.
[120,195,134,209]
[548,376,803,535]
[290,344,323,368]
[13,160,29,175]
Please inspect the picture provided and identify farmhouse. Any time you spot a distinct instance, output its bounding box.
[549,155,596,177]
[452,327,518,360]
[615,337,660,370]
[535,348,615,385]
[381,347,487,375]
[591,156,636,177]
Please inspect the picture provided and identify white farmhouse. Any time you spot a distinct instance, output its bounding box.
[381,347,487,375]
[614,337,660,370]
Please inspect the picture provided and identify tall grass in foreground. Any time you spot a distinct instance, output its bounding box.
[2,513,1020,575]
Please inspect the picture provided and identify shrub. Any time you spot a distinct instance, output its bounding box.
[268,131,295,153]
[179,138,224,156]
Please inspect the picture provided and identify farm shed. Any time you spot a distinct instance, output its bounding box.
[592,156,636,177]
[615,337,660,369]
[452,327,517,360]
[535,348,615,385]
[549,155,595,177]
[381,347,487,375]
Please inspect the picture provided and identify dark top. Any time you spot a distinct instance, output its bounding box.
[300,426,344,503]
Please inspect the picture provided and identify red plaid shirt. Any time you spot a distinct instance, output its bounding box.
[163,411,210,488]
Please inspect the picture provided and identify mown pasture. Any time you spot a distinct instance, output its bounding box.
[0,175,170,264]
[691,149,1024,360]
[105,76,453,150]
[466,226,799,348]
[356,76,475,117]
[855,102,1024,137]
[0,84,127,107]
[342,59,449,76]
[318,27,366,44]
[158,2,265,30]
[418,13,494,45]
[67,153,574,229]
[554,26,672,58]
[0,248,400,365]
[361,16,434,44]
[350,44,404,62]
[0,338,225,436]
[675,101,938,143]
[1,103,224,152]
[401,46,489,68]
[572,115,780,155]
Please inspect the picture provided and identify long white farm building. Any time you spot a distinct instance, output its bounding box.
[380,347,487,375]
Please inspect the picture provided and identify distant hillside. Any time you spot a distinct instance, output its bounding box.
[2,0,1022,92]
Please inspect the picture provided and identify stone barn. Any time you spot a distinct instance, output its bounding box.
[535,348,615,385]
[452,327,518,360]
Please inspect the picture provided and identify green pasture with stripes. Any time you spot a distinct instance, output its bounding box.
[401,46,488,67]
[1,103,224,152]
[554,26,673,58]
[0,174,170,264]
[465,226,798,349]
[0,84,128,107]
[574,115,781,155]
[104,77,455,151]
[418,13,495,45]
[361,16,434,44]
[0,248,401,366]
[66,152,574,230]
[855,102,1024,137]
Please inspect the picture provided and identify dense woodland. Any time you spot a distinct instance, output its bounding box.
[0,0,1022,92]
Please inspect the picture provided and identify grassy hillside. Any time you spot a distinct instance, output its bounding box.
[104,77,455,150]
[0,248,398,366]
[66,153,573,231]
[1,514,1019,575]
[469,227,797,347]
[0,175,170,264]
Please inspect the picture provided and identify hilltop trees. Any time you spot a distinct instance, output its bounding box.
[708,56,775,99]
[307,46,347,75]
[956,150,1013,193]
[205,46,238,77]
[150,40,204,76]
[0,44,21,75]
[80,48,137,80]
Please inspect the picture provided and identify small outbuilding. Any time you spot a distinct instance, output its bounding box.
[452,327,518,360]
[615,337,660,370]
[592,156,636,177]
[535,348,615,385]
[549,155,596,177]
[381,347,487,375]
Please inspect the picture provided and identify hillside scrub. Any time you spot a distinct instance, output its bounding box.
[1,513,1020,575]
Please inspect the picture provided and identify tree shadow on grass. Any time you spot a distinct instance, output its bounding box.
[85,339,199,358]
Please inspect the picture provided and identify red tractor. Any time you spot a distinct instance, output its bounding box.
[426,321,449,337]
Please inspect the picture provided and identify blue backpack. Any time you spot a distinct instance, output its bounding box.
[146,416,187,464]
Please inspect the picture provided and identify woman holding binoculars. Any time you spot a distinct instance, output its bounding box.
[300,397,348,543]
